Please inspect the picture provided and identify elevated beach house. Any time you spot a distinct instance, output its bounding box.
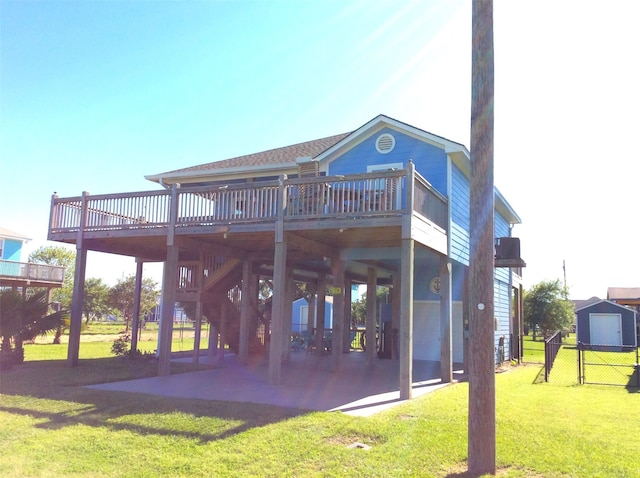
[1,226,64,292]
[48,115,524,399]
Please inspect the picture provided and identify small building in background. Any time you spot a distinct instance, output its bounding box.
[575,299,637,351]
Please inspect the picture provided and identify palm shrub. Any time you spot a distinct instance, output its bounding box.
[0,289,68,369]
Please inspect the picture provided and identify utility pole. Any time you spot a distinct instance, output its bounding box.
[468,0,496,475]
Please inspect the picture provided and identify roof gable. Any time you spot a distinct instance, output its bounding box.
[314,114,469,166]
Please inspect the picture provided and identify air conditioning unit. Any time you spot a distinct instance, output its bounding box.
[495,237,521,260]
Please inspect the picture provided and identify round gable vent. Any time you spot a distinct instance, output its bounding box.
[375,133,395,154]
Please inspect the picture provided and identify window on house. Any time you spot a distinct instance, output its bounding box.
[0,239,4,259]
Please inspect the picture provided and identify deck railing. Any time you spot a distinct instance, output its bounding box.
[49,169,447,235]
[0,259,65,285]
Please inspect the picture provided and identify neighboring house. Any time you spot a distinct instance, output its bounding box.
[0,227,64,290]
[607,287,640,313]
[575,299,637,350]
[0,226,30,262]
[48,114,525,398]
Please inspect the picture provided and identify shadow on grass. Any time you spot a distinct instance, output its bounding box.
[626,366,640,393]
[0,357,306,444]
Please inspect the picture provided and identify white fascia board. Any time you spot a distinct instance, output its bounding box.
[145,162,297,185]
[0,231,32,242]
[447,150,520,226]
[495,188,522,225]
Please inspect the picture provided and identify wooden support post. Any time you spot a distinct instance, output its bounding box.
[366,267,377,366]
[391,274,401,360]
[306,282,316,335]
[208,323,218,360]
[67,190,89,367]
[315,276,327,353]
[218,301,227,363]
[130,260,144,356]
[282,266,294,361]
[158,184,180,377]
[269,242,287,384]
[468,0,496,474]
[399,161,415,400]
[399,238,414,400]
[331,260,345,370]
[67,248,87,366]
[343,276,352,352]
[158,246,178,376]
[269,174,287,384]
[193,300,202,364]
[239,260,252,363]
[440,257,453,382]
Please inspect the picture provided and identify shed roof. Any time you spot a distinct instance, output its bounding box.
[574,298,637,314]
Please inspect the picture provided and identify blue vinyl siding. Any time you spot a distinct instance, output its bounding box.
[2,239,23,261]
[494,278,511,362]
[450,164,470,265]
[326,128,448,196]
[494,213,511,283]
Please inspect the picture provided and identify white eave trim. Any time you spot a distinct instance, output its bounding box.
[145,162,296,185]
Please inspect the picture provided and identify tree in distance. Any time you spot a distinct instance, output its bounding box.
[523,279,574,340]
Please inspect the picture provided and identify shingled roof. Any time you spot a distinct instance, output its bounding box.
[607,287,640,300]
[0,226,31,242]
[151,132,351,178]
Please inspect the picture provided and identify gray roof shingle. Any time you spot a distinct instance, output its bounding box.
[157,132,351,176]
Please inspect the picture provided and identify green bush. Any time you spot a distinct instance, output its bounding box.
[111,333,155,360]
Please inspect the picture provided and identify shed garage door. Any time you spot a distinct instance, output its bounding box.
[589,313,622,346]
[413,301,463,362]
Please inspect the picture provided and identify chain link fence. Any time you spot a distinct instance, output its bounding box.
[524,334,640,389]
[577,343,639,388]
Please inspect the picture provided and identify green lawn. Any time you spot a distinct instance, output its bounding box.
[2,335,639,477]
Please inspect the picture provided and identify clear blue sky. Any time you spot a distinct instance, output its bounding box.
[2,0,638,299]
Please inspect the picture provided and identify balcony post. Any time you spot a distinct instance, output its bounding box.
[67,191,89,367]
[399,163,415,400]
[399,237,414,400]
[130,259,144,355]
[158,183,180,377]
[268,174,287,385]
[331,259,345,370]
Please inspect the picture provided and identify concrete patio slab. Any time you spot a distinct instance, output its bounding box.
[87,351,465,416]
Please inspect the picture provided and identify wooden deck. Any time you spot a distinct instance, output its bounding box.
[48,169,448,265]
[0,259,65,289]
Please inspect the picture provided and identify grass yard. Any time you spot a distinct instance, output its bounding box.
[1,331,639,477]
